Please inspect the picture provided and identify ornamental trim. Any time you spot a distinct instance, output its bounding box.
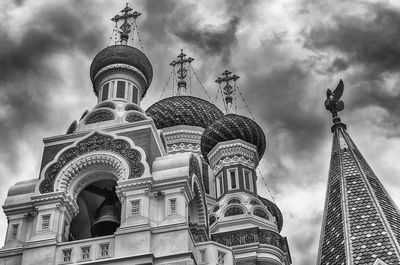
[54,151,129,199]
[94,63,148,86]
[213,155,255,173]
[39,132,147,194]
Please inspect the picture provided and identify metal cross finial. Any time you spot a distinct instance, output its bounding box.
[170,49,194,95]
[111,3,141,45]
[215,70,240,113]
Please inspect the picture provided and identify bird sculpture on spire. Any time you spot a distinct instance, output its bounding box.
[325,79,345,122]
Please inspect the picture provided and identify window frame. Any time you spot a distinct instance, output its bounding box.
[243,168,253,192]
[130,200,140,216]
[216,173,224,197]
[41,214,51,230]
[227,168,239,190]
[169,198,177,215]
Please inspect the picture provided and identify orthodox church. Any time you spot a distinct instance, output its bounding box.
[0,4,398,265]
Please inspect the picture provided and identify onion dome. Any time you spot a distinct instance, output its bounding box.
[258,196,283,232]
[146,96,224,129]
[90,45,153,98]
[201,113,266,161]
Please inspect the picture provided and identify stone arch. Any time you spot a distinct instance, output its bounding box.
[190,176,207,226]
[54,151,130,201]
[222,204,247,218]
[38,131,149,194]
[84,109,115,124]
[251,205,273,221]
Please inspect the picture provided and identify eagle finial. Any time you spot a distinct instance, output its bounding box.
[325,79,345,120]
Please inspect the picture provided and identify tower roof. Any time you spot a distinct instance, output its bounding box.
[317,81,400,265]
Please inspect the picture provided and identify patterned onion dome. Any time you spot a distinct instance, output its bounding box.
[90,45,153,97]
[201,113,266,161]
[145,96,224,129]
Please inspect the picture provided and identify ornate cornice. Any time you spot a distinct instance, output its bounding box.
[213,155,255,173]
[94,63,148,86]
[39,132,146,194]
[167,143,200,154]
[208,140,258,168]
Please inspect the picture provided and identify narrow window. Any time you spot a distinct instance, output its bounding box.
[100,243,110,257]
[170,199,177,214]
[131,200,140,216]
[41,215,50,230]
[244,170,252,191]
[63,249,72,262]
[11,224,18,239]
[132,86,138,103]
[101,83,109,101]
[217,251,225,265]
[230,170,237,189]
[216,174,223,197]
[116,81,125,98]
[81,246,90,260]
[200,249,207,263]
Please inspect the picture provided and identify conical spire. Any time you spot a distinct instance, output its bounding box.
[317,80,400,265]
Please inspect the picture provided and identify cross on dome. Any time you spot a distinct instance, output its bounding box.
[111,3,141,45]
[169,49,194,95]
[215,70,240,113]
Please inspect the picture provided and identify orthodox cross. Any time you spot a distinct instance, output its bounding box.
[170,49,194,95]
[111,3,141,45]
[215,70,240,113]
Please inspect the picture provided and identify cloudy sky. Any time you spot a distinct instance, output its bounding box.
[2,0,400,264]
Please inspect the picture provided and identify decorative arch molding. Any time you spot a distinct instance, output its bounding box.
[251,205,273,221]
[222,204,247,217]
[39,131,149,194]
[84,109,115,124]
[54,151,130,200]
[191,175,207,227]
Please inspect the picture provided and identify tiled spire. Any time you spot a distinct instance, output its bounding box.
[317,80,400,265]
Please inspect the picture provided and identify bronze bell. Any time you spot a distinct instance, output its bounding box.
[91,188,120,237]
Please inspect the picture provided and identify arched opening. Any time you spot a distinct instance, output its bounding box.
[188,178,208,242]
[68,178,121,241]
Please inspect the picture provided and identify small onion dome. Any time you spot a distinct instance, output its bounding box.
[258,196,283,232]
[200,113,266,161]
[146,96,224,129]
[90,45,153,98]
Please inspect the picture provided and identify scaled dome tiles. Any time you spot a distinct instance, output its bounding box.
[201,113,266,161]
[146,96,224,129]
[90,45,153,97]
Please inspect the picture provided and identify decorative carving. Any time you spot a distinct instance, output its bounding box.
[95,101,116,109]
[254,208,269,220]
[125,113,146,123]
[39,132,145,193]
[211,228,285,251]
[85,111,114,124]
[66,120,77,134]
[228,198,241,204]
[209,216,216,225]
[325,79,344,119]
[224,206,244,217]
[250,200,260,205]
[189,155,201,178]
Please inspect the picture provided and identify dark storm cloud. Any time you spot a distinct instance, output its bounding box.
[174,17,240,64]
[304,2,400,131]
[306,3,400,76]
[0,1,104,170]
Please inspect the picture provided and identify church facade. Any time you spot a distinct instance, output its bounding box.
[0,5,291,265]
[1,4,400,265]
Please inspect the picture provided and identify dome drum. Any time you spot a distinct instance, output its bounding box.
[90,45,153,100]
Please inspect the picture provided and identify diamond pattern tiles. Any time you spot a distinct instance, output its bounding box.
[343,149,399,265]
[146,96,224,130]
[319,151,347,265]
[318,127,400,265]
